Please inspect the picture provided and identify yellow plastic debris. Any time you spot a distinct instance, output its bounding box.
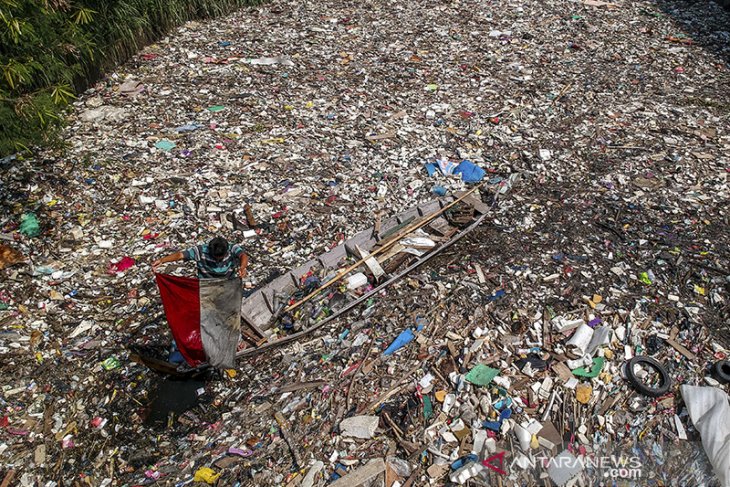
[193,467,220,484]
[576,383,592,404]
[225,369,237,378]
[435,390,447,402]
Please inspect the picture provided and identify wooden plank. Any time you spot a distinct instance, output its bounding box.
[357,245,385,279]
[241,304,271,337]
[377,243,406,264]
[428,217,457,237]
[330,459,385,487]
[0,470,16,487]
[454,191,490,214]
[665,338,696,360]
[276,380,328,394]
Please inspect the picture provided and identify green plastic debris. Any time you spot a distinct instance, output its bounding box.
[639,272,652,285]
[20,213,40,237]
[465,364,499,386]
[101,356,121,371]
[0,303,8,311]
[207,105,225,112]
[423,396,433,420]
[425,84,438,91]
[572,357,605,378]
[155,139,176,151]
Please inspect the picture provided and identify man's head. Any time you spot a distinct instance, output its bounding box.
[209,236,229,261]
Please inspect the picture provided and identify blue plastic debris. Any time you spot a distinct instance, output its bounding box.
[432,185,447,196]
[451,454,479,471]
[329,462,347,481]
[493,397,513,410]
[383,329,415,356]
[482,408,512,431]
[155,139,176,151]
[486,289,506,302]
[383,318,426,356]
[174,123,202,133]
[453,160,486,183]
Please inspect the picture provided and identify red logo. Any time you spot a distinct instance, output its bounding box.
[482,451,507,475]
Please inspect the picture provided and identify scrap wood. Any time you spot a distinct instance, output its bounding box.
[0,470,16,487]
[382,412,419,454]
[329,458,385,487]
[241,315,267,339]
[384,462,400,487]
[581,0,620,7]
[665,35,693,45]
[373,211,382,239]
[550,82,573,106]
[274,412,303,469]
[366,129,397,141]
[347,346,373,409]
[363,383,409,414]
[276,380,328,394]
[357,244,385,279]
[665,338,696,360]
[377,243,406,263]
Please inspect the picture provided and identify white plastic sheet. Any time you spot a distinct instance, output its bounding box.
[681,385,730,486]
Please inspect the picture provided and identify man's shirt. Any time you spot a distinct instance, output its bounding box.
[182,243,244,278]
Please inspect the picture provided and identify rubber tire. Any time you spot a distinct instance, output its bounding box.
[625,356,671,397]
[711,360,730,385]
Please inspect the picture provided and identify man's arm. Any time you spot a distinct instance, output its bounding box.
[152,251,185,272]
[238,253,248,278]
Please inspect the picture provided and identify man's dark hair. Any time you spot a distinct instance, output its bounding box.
[209,236,229,260]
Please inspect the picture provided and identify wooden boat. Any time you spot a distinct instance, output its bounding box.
[235,178,512,359]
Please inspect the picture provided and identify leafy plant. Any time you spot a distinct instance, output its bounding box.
[0,0,263,157]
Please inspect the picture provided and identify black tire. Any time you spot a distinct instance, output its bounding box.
[711,360,730,385]
[624,356,672,397]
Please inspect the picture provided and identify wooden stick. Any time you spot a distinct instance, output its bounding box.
[274,412,303,468]
[282,182,487,314]
[0,470,16,487]
[550,83,572,107]
[347,346,373,409]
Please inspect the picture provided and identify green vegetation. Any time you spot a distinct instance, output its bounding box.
[0,0,260,157]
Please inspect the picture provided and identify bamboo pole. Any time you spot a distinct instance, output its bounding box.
[282,182,487,314]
